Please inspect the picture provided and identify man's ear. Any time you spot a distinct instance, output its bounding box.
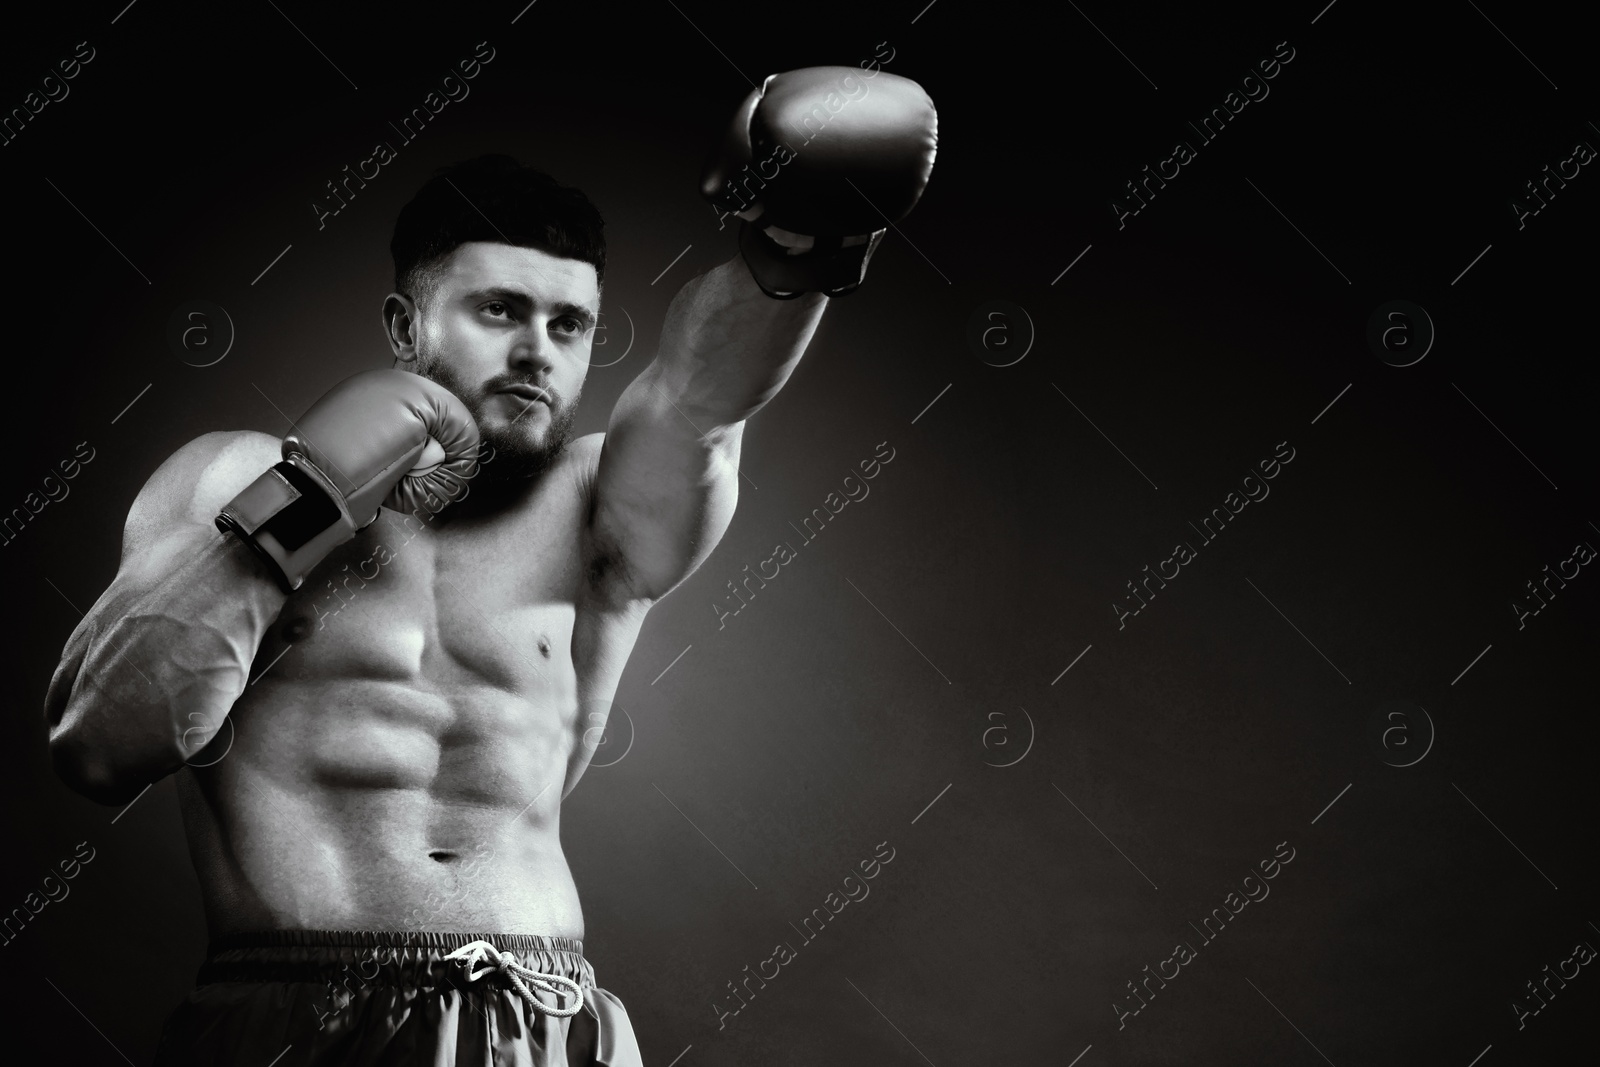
[383,292,421,363]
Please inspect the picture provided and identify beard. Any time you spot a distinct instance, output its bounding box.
[412,352,582,487]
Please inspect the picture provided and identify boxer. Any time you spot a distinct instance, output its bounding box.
[44,67,935,1065]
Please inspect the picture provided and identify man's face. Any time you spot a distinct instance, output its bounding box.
[408,241,599,480]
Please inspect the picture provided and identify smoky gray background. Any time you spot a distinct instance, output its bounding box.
[1,1,1595,1064]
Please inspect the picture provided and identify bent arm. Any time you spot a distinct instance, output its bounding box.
[44,431,289,803]
[591,256,827,601]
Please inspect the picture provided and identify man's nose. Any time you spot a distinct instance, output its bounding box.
[509,322,557,373]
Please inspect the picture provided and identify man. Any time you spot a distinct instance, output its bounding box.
[43,66,935,1065]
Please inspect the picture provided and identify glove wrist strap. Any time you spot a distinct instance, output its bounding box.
[215,459,355,593]
[738,221,885,299]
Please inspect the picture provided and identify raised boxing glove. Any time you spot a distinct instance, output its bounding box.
[701,66,938,298]
[216,369,480,591]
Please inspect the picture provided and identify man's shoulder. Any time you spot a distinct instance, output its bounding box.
[128,431,281,536]
[158,430,279,473]
[180,429,281,470]
[564,431,606,464]
[168,430,281,503]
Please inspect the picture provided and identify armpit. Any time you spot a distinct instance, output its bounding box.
[582,520,652,603]
[571,435,649,603]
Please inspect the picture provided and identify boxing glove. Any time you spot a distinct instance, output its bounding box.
[701,66,937,298]
[216,369,480,592]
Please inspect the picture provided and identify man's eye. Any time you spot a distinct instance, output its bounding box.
[556,318,583,334]
[483,302,510,318]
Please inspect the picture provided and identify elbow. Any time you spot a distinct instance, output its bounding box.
[48,731,162,807]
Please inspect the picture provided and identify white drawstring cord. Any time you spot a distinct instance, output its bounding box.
[443,940,585,1018]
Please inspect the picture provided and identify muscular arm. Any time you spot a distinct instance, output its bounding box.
[590,257,827,601]
[44,431,290,803]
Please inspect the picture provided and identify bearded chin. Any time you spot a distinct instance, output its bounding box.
[478,401,579,482]
[411,354,580,485]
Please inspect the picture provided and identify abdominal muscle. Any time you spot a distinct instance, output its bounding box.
[173,450,636,942]
[178,673,590,940]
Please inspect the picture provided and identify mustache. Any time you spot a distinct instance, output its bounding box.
[413,359,570,418]
[488,377,563,408]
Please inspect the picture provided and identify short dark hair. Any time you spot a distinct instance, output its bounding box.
[391,154,606,306]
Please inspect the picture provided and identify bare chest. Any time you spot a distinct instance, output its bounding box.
[253,486,593,700]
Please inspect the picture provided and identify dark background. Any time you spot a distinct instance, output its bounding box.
[2,1,1595,1064]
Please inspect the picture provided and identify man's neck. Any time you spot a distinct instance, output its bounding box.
[435,466,546,524]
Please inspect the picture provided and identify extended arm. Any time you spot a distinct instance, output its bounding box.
[589,260,826,601]
[588,66,936,602]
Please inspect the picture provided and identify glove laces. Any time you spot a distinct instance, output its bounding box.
[443,940,584,1018]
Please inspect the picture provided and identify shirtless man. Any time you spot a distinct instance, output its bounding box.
[43,67,934,1065]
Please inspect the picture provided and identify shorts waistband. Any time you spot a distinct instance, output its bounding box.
[197,931,593,991]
